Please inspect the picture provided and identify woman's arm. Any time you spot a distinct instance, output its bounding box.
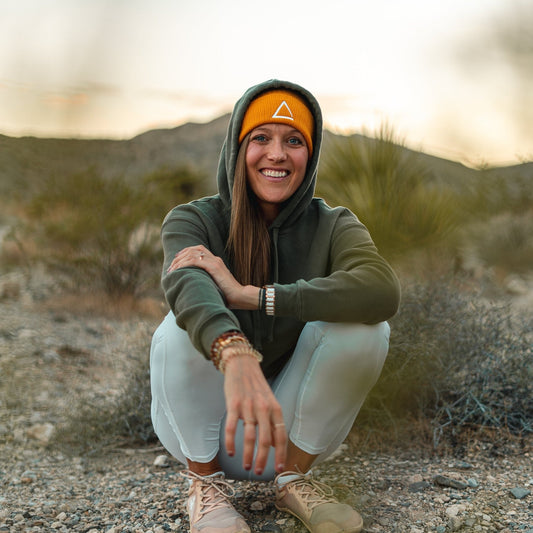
[167,244,261,310]
[275,209,401,324]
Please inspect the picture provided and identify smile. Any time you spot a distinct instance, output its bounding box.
[261,169,289,178]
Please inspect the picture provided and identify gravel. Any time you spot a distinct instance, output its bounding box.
[1,273,532,532]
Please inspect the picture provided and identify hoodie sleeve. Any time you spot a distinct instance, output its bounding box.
[160,205,242,358]
[274,208,401,324]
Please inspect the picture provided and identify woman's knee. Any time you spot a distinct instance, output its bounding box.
[304,320,390,379]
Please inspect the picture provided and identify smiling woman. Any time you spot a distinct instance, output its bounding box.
[149,79,401,533]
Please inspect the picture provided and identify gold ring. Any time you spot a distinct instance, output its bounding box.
[243,420,256,425]
[274,422,285,428]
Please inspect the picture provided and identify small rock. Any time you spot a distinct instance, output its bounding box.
[408,481,431,492]
[467,478,479,488]
[153,454,170,467]
[436,526,446,533]
[250,500,265,511]
[445,503,466,518]
[43,349,60,362]
[449,516,463,531]
[375,479,391,490]
[434,475,468,490]
[26,423,54,444]
[509,487,531,499]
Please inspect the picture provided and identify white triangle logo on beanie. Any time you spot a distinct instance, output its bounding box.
[272,101,294,121]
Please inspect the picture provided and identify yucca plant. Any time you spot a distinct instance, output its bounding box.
[317,125,460,258]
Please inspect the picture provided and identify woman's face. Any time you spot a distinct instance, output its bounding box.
[245,123,309,222]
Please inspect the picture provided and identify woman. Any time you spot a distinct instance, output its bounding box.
[150,79,400,533]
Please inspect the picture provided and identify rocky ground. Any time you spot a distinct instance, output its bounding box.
[0,269,532,532]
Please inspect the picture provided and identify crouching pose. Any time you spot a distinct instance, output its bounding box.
[150,79,401,533]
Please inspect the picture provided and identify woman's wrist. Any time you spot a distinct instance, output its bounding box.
[228,285,262,310]
[210,330,263,373]
[219,344,263,374]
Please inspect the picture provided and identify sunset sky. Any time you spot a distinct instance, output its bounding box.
[1,0,532,166]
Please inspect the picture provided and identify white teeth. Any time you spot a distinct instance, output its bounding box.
[262,169,288,178]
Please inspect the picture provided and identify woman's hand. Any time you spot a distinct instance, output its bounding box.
[223,351,287,476]
[167,245,259,310]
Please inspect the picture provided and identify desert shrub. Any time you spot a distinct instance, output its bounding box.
[21,169,158,295]
[462,210,533,276]
[317,126,461,258]
[467,171,533,219]
[358,277,533,447]
[19,165,205,296]
[142,165,209,222]
[53,331,156,452]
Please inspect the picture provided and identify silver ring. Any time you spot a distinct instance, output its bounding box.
[199,252,205,260]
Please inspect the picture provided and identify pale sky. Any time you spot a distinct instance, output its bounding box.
[1,0,532,166]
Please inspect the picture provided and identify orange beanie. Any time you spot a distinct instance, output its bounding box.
[239,90,314,155]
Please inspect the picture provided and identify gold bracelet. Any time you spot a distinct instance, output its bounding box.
[263,285,275,316]
[219,344,263,374]
[210,330,247,370]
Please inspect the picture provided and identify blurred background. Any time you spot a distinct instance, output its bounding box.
[2,0,532,165]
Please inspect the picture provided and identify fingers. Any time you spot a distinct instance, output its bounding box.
[224,410,238,459]
[242,419,257,471]
[223,358,287,476]
[253,407,272,475]
[167,245,210,273]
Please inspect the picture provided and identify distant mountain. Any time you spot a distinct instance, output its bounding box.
[1,114,531,198]
[0,114,230,197]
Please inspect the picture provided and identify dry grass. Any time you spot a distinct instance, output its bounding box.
[39,290,167,321]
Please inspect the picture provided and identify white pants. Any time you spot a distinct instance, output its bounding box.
[150,311,390,481]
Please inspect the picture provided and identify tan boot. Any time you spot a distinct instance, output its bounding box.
[182,471,250,533]
[275,470,363,533]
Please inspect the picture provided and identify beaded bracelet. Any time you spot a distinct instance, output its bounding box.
[263,285,275,316]
[210,330,246,370]
[210,331,263,372]
[219,343,263,374]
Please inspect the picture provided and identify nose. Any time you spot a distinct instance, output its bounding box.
[267,138,287,162]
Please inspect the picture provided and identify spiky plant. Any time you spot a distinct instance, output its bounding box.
[317,125,460,258]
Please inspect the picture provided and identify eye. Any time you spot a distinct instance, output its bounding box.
[287,136,304,146]
[251,134,268,142]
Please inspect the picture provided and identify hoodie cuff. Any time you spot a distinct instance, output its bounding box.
[272,282,301,318]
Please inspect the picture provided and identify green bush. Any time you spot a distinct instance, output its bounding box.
[20,165,205,296]
[358,277,533,447]
[317,126,461,258]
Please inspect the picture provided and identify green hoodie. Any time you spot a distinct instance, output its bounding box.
[161,79,401,377]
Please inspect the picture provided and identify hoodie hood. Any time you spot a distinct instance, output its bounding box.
[216,79,323,229]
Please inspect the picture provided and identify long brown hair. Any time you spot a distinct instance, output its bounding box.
[226,134,271,287]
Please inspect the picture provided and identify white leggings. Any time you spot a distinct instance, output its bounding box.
[150,311,390,481]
